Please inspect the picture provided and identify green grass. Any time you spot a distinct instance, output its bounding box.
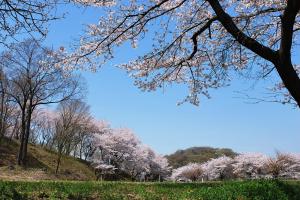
[0,180,300,200]
[0,138,96,181]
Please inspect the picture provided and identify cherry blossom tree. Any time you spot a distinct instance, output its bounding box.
[65,0,300,107]
[170,153,300,182]
[171,163,203,182]
[273,153,300,179]
[92,127,145,179]
[94,163,117,181]
[170,156,234,182]
[92,127,170,181]
[123,144,155,180]
[171,156,234,182]
[122,144,171,181]
[150,153,171,181]
[201,156,234,180]
[93,128,140,167]
[233,153,269,179]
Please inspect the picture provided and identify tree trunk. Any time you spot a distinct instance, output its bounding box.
[56,151,62,174]
[17,98,34,166]
[207,0,300,107]
[275,61,300,107]
[41,139,45,147]
[276,0,300,107]
[17,107,27,166]
[0,92,5,140]
[79,142,83,160]
[73,145,77,158]
[65,143,71,156]
[56,144,64,174]
[13,119,20,140]
[21,106,33,166]
[0,74,6,141]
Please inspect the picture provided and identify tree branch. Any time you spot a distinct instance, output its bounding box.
[207,0,277,64]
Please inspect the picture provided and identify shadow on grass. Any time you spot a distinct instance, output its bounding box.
[276,180,300,200]
[0,137,49,170]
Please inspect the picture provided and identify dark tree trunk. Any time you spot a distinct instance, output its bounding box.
[276,0,300,107]
[17,107,27,166]
[18,99,33,166]
[65,143,71,156]
[275,61,300,107]
[21,105,33,166]
[0,72,7,141]
[79,141,83,160]
[73,146,76,158]
[13,118,20,140]
[56,150,62,174]
[0,92,5,140]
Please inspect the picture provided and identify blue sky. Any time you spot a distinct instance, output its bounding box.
[44,3,300,156]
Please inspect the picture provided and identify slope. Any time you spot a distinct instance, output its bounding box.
[0,137,96,181]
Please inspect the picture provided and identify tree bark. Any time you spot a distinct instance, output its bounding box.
[17,97,34,166]
[56,150,62,174]
[21,101,33,166]
[17,106,26,166]
[276,0,300,107]
[0,89,5,140]
[56,142,64,174]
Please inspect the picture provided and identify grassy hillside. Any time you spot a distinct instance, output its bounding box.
[0,138,96,181]
[166,146,237,168]
[1,180,300,200]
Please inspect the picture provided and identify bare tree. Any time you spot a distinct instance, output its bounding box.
[76,128,96,160]
[0,39,82,166]
[8,108,22,140]
[0,68,13,141]
[72,125,94,160]
[29,109,51,145]
[53,100,92,174]
[36,111,56,148]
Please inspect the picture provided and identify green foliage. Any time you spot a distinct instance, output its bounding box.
[167,147,237,168]
[0,180,299,200]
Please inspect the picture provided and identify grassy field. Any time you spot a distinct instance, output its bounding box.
[0,180,300,200]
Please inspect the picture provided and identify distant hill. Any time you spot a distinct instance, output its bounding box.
[166,147,238,168]
[0,137,96,181]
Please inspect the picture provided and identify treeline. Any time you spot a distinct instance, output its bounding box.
[0,40,170,181]
[171,153,300,182]
[0,39,82,166]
